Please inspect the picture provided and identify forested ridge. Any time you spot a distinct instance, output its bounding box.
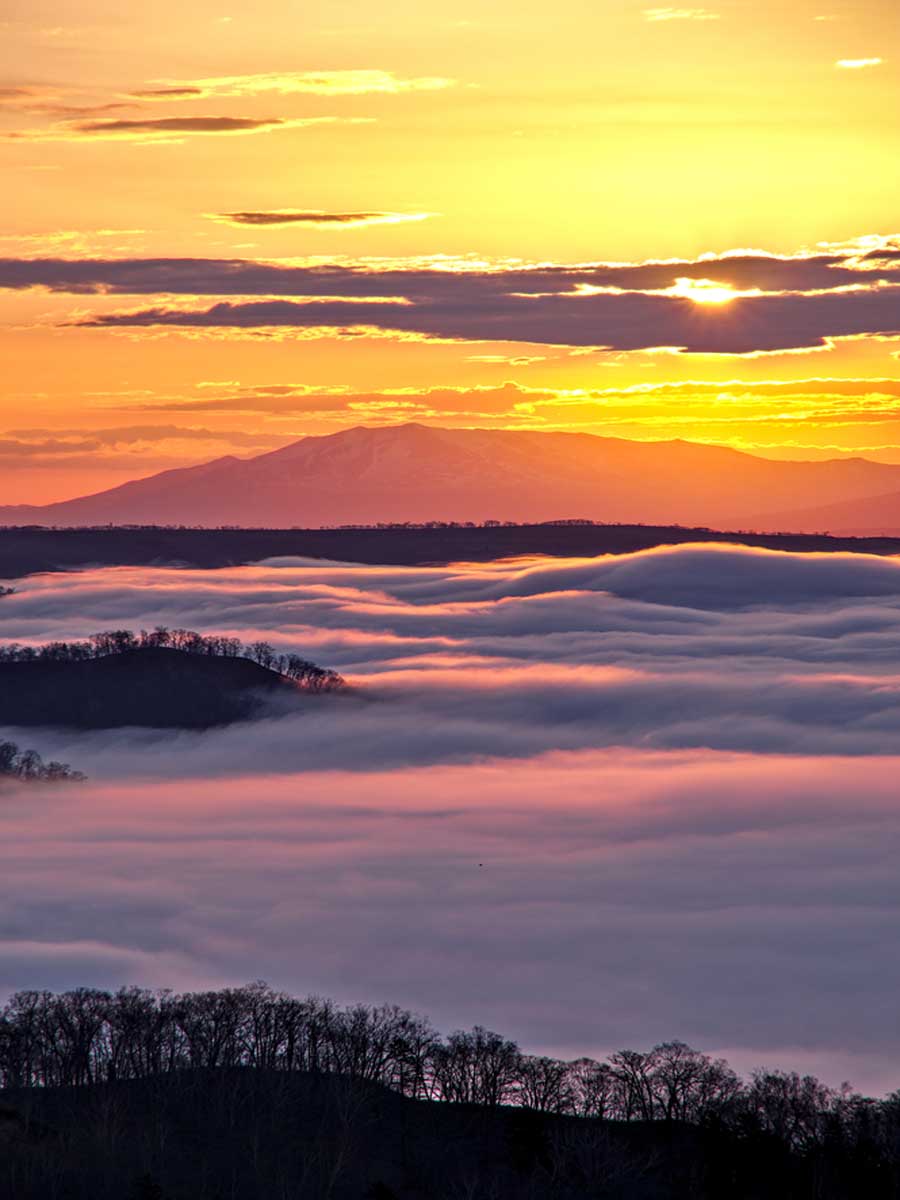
[0,982,879,1127]
[5,524,900,583]
[2,984,900,1198]
[0,739,84,782]
[0,627,345,692]
[0,629,345,729]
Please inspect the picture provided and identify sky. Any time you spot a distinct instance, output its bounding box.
[1,0,900,502]
[5,542,900,1093]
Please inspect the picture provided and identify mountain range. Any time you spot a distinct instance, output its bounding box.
[5,423,900,533]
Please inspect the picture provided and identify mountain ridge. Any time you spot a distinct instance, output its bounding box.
[5,423,900,532]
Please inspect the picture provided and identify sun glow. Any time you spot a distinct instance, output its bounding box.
[669,277,754,305]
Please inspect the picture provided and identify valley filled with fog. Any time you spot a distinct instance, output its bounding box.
[3,542,900,1092]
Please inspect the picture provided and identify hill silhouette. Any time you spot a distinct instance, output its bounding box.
[0,1068,822,1200]
[5,523,900,584]
[4,423,900,532]
[1,983,897,1199]
[0,633,344,729]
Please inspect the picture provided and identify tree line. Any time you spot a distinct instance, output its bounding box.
[1,983,896,1162]
[0,739,84,783]
[0,628,345,692]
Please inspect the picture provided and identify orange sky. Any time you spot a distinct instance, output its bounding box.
[1,0,899,502]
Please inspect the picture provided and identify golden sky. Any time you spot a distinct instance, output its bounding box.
[2,0,899,502]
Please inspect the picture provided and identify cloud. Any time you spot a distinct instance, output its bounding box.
[3,235,900,354]
[0,425,283,468]
[110,375,900,453]
[8,545,900,763]
[128,87,206,100]
[0,228,148,257]
[134,381,544,416]
[8,115,368,143]
[0,85,135,118]
[4,238,899,295]
[72,287,900,355]
[136,70,457,98]
[206,210,433,229]
[7,544,900,1089]
[643,8,721,20]
[835,58,883,70]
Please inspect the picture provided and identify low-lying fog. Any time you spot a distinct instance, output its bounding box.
[3,542,900,1092]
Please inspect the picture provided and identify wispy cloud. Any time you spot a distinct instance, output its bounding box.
[128,87,206,100]
[6,116,371,144]
[134,70,457,99]
[643,8,721,21]
[835,58,883,70]
[0,84,135,118]
[206,210,433,229]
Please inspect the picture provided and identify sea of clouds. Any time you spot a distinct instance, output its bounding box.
[3,542,900,1091]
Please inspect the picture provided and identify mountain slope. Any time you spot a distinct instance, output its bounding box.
[741,488,900,536]
[4,423,900,530]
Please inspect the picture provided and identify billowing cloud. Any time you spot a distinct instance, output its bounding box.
[206,210,433,228]
[2,236,900,353]
[6,543,900,1091]
[8,544,900,764]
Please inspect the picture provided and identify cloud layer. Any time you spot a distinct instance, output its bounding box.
[4,543,900,1090]
[3,236,899,353]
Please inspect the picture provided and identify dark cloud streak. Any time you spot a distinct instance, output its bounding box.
[209,210,430,228]
[2,240,899,352]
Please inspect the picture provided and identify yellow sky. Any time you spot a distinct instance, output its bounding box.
[1,0,899,502]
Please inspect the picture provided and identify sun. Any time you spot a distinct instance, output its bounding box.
[669,277,752,305]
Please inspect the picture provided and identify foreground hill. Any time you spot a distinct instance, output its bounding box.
[0,1068,862,1200]
[0,648,305,729]
[3,983,894,1198]
[4,423,900,531]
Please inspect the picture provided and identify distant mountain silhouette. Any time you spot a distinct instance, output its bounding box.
[741,487,900,536]
[5,423,900,531]
[0,648,307,729]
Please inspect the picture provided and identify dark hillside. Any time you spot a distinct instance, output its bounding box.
[0,1068,849,1200]
[3,985,897,1198]
[0,648,302,729]
[4,523,900,581]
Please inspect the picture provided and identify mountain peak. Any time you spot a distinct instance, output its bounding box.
[4,424,900,533]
